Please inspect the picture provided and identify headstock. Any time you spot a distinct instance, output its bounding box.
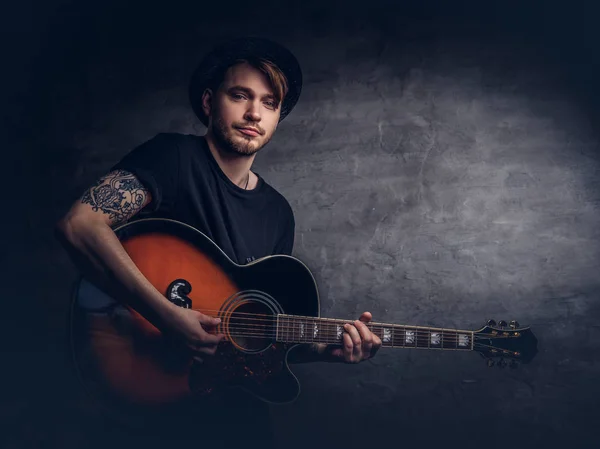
[473,319,538,368]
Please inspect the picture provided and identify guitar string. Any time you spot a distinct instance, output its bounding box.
[184,308,516,341]
[189,306,478,331]
[211,325,502,339]
[176,306,518,336]
[111,307,511,343]
[115,306,510,342]
[205,330,505,352]
[203,328,501,343]
[165,314,503,344]
[191,332,501,352]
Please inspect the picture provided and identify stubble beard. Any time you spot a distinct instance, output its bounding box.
[212,115,271,157]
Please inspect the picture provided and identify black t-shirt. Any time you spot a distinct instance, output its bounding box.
[111,132,295,264]
[109,132,293,447]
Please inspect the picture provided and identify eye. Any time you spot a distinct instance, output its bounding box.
[232,93,246,100]
[265,101,277,109]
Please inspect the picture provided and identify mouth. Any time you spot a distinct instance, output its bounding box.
[237,127,261,137]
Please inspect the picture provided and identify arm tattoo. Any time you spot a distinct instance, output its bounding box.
[81,169,149,224]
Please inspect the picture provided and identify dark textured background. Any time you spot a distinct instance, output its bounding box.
[2,0,600,448]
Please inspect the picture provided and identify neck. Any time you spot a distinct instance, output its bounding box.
[277,315,474,351]
[204,131,255,188]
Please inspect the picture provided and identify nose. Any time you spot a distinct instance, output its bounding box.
[243,101,262,122]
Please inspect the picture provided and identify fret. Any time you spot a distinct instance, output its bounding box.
[285,315,289,342]
[413,328,425,348]
[330,320,338,344]
[303,317,307,343]
[416,327,427,348]
[293,316,297,342]
[397,327,405,347]
[282,315,286,343]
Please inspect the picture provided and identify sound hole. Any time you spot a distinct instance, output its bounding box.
[228,300,275,353]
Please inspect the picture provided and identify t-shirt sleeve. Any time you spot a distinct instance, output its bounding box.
[110,133,180,216]
[274,202,295,255]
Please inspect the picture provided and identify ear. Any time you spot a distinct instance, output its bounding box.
[201,88,213,119]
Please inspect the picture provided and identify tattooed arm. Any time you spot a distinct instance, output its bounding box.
[55,170,174,328]
[79,169,150,227]
[55,169,223,355]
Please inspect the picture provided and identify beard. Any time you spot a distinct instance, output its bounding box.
[211,114,272,157]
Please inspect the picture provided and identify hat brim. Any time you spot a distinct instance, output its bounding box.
[189,37,303,127]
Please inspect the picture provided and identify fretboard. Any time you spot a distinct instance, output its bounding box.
[276,314,473,351]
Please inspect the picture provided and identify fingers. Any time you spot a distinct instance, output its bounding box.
[197,313,222,327]
[343,323,362,363]
[342,333,355,362]
[369,330,382,358]
[359,311,372,322]
[342,313,381,363]
[354,320,373,357]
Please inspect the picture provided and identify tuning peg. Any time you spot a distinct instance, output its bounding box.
[509,320,519,329]
[486,359,495,367]
[498,358,507,369]
[498,320,507,328]
[487,319,497,326]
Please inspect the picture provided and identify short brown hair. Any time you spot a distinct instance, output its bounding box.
[211,57,289,109]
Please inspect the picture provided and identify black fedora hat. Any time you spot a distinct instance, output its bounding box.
[189,36,303,127]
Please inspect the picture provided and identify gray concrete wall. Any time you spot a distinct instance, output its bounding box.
[3,1,599,448]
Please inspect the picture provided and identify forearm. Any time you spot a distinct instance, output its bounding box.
[55,217,175,328]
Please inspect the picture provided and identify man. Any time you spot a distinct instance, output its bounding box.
[56,37,381,448]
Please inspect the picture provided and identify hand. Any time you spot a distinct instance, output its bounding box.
[161,304,225,362]
[325,312,382,363]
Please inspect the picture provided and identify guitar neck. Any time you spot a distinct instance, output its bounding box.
[276,314,474,351]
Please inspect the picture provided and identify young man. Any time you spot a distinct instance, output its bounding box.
[56,37,381,448]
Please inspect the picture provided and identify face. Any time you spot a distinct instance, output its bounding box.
[202,62,281,156]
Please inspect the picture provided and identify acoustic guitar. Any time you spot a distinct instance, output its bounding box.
[69,218,538,416]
